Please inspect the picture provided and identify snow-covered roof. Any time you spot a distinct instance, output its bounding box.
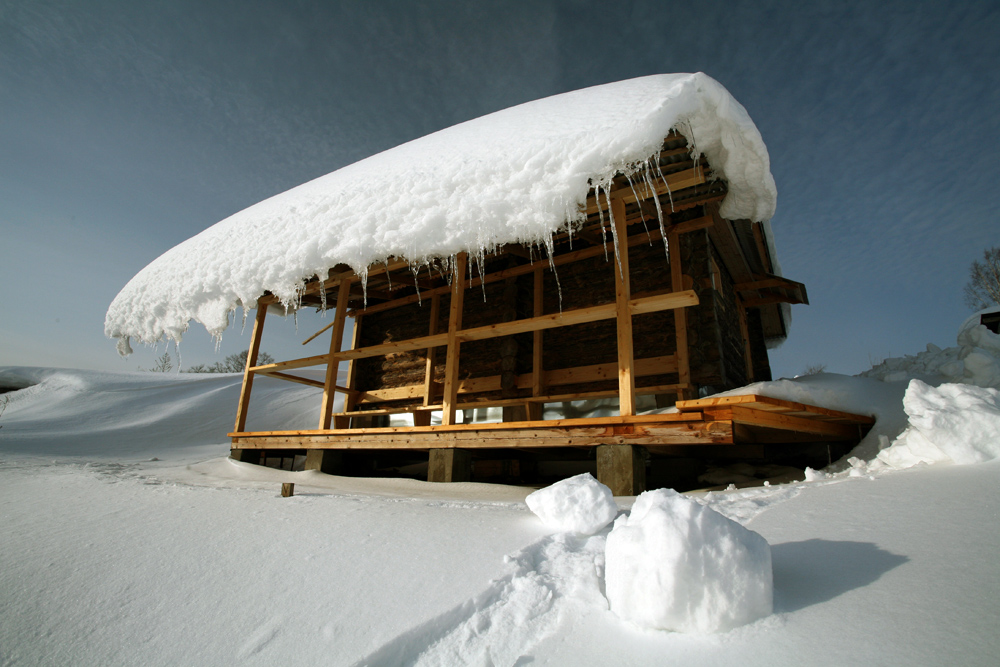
[106,72,777,351]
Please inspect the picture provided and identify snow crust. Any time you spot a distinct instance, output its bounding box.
[524,473,618,535]
[106,73,776,350]
[605,489,772,634]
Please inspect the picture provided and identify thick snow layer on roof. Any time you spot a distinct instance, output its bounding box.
[106,72,776,349]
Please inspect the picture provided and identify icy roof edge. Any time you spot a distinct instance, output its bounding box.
[106,73,777,351]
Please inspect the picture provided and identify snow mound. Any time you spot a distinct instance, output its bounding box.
[605,488,772,634]
[863,306,1000,389]
[106,72,776,350]
[525,473,618,535]
[877,380,1000,468]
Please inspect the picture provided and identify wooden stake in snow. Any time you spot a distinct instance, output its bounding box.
[281,483,294,498]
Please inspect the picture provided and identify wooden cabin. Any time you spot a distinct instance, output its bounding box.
[228,131,872,493]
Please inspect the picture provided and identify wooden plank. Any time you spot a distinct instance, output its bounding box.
[423,293,440,407]
[233,411,707,436]
[234,301,267,432]
[319,280,353,429]
[257,371,325,389]
[250,353,331,373]
[611,195,636,416]
[533,266,544,398]
[676,394,875,424]
[629,290,699,315]
[330,332,450,362]
[231,420,732,450]
[442,253,467,426]
[726,406,863,439]
[458,302,616,341]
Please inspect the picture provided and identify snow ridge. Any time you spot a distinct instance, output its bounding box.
[353,532,607,667]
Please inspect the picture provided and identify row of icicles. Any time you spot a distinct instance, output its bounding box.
[242,144,697,340]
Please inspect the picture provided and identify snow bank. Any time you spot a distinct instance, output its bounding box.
[106,72,776,350]
[525,473,618,535]
[877,380,1000,468]
[605,489,772,634]
[863,306,1000,389]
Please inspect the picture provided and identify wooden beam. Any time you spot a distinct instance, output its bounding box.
[319,279,353,429]
[532,266,545,399]
[256,370,325,389]
[234,301,267,432]
[629,290,699,315]
[423,293,441,407]
[344,314,363,414]
[612,195,636,416]
[442,253,467,426]
[458,302,616,341]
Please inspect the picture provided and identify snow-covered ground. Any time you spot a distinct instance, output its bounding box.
[2,314,1000,665]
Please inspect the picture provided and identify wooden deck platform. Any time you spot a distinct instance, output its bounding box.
[230,394,874,454]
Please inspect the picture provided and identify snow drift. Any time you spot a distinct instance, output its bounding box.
[106,73,776,351]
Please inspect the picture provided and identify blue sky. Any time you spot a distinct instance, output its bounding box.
[2,0,998,378]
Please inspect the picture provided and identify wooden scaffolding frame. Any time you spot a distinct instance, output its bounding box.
[228,137,838,493]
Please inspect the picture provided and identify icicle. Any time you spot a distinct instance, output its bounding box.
[595,184,609,262]
[606,186,625,281]
[318,276,328,312]
[359,267,369,308]
[476,248,487,302]
[655,159,675,213]
[544,234,562,313]
[625,172,653,244]
[644,161,669,257]
[411,264,422,306]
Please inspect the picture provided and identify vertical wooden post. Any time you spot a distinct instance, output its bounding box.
[442,253,468,426]
[611,196,636,417]
[669,229,692,399]
[528,266,546,421]
[428,448,472,483]
[597,444,646,496]
[423,293,441,407]
[532,266,545,398]
[319,280,353,429]
[234,300,268,432]
[344,314,363,423]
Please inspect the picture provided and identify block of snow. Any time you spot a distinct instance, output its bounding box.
[106,73,778,349]
[878,379,1000,468]
[605,488,772,634]
[525,473,618,535]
